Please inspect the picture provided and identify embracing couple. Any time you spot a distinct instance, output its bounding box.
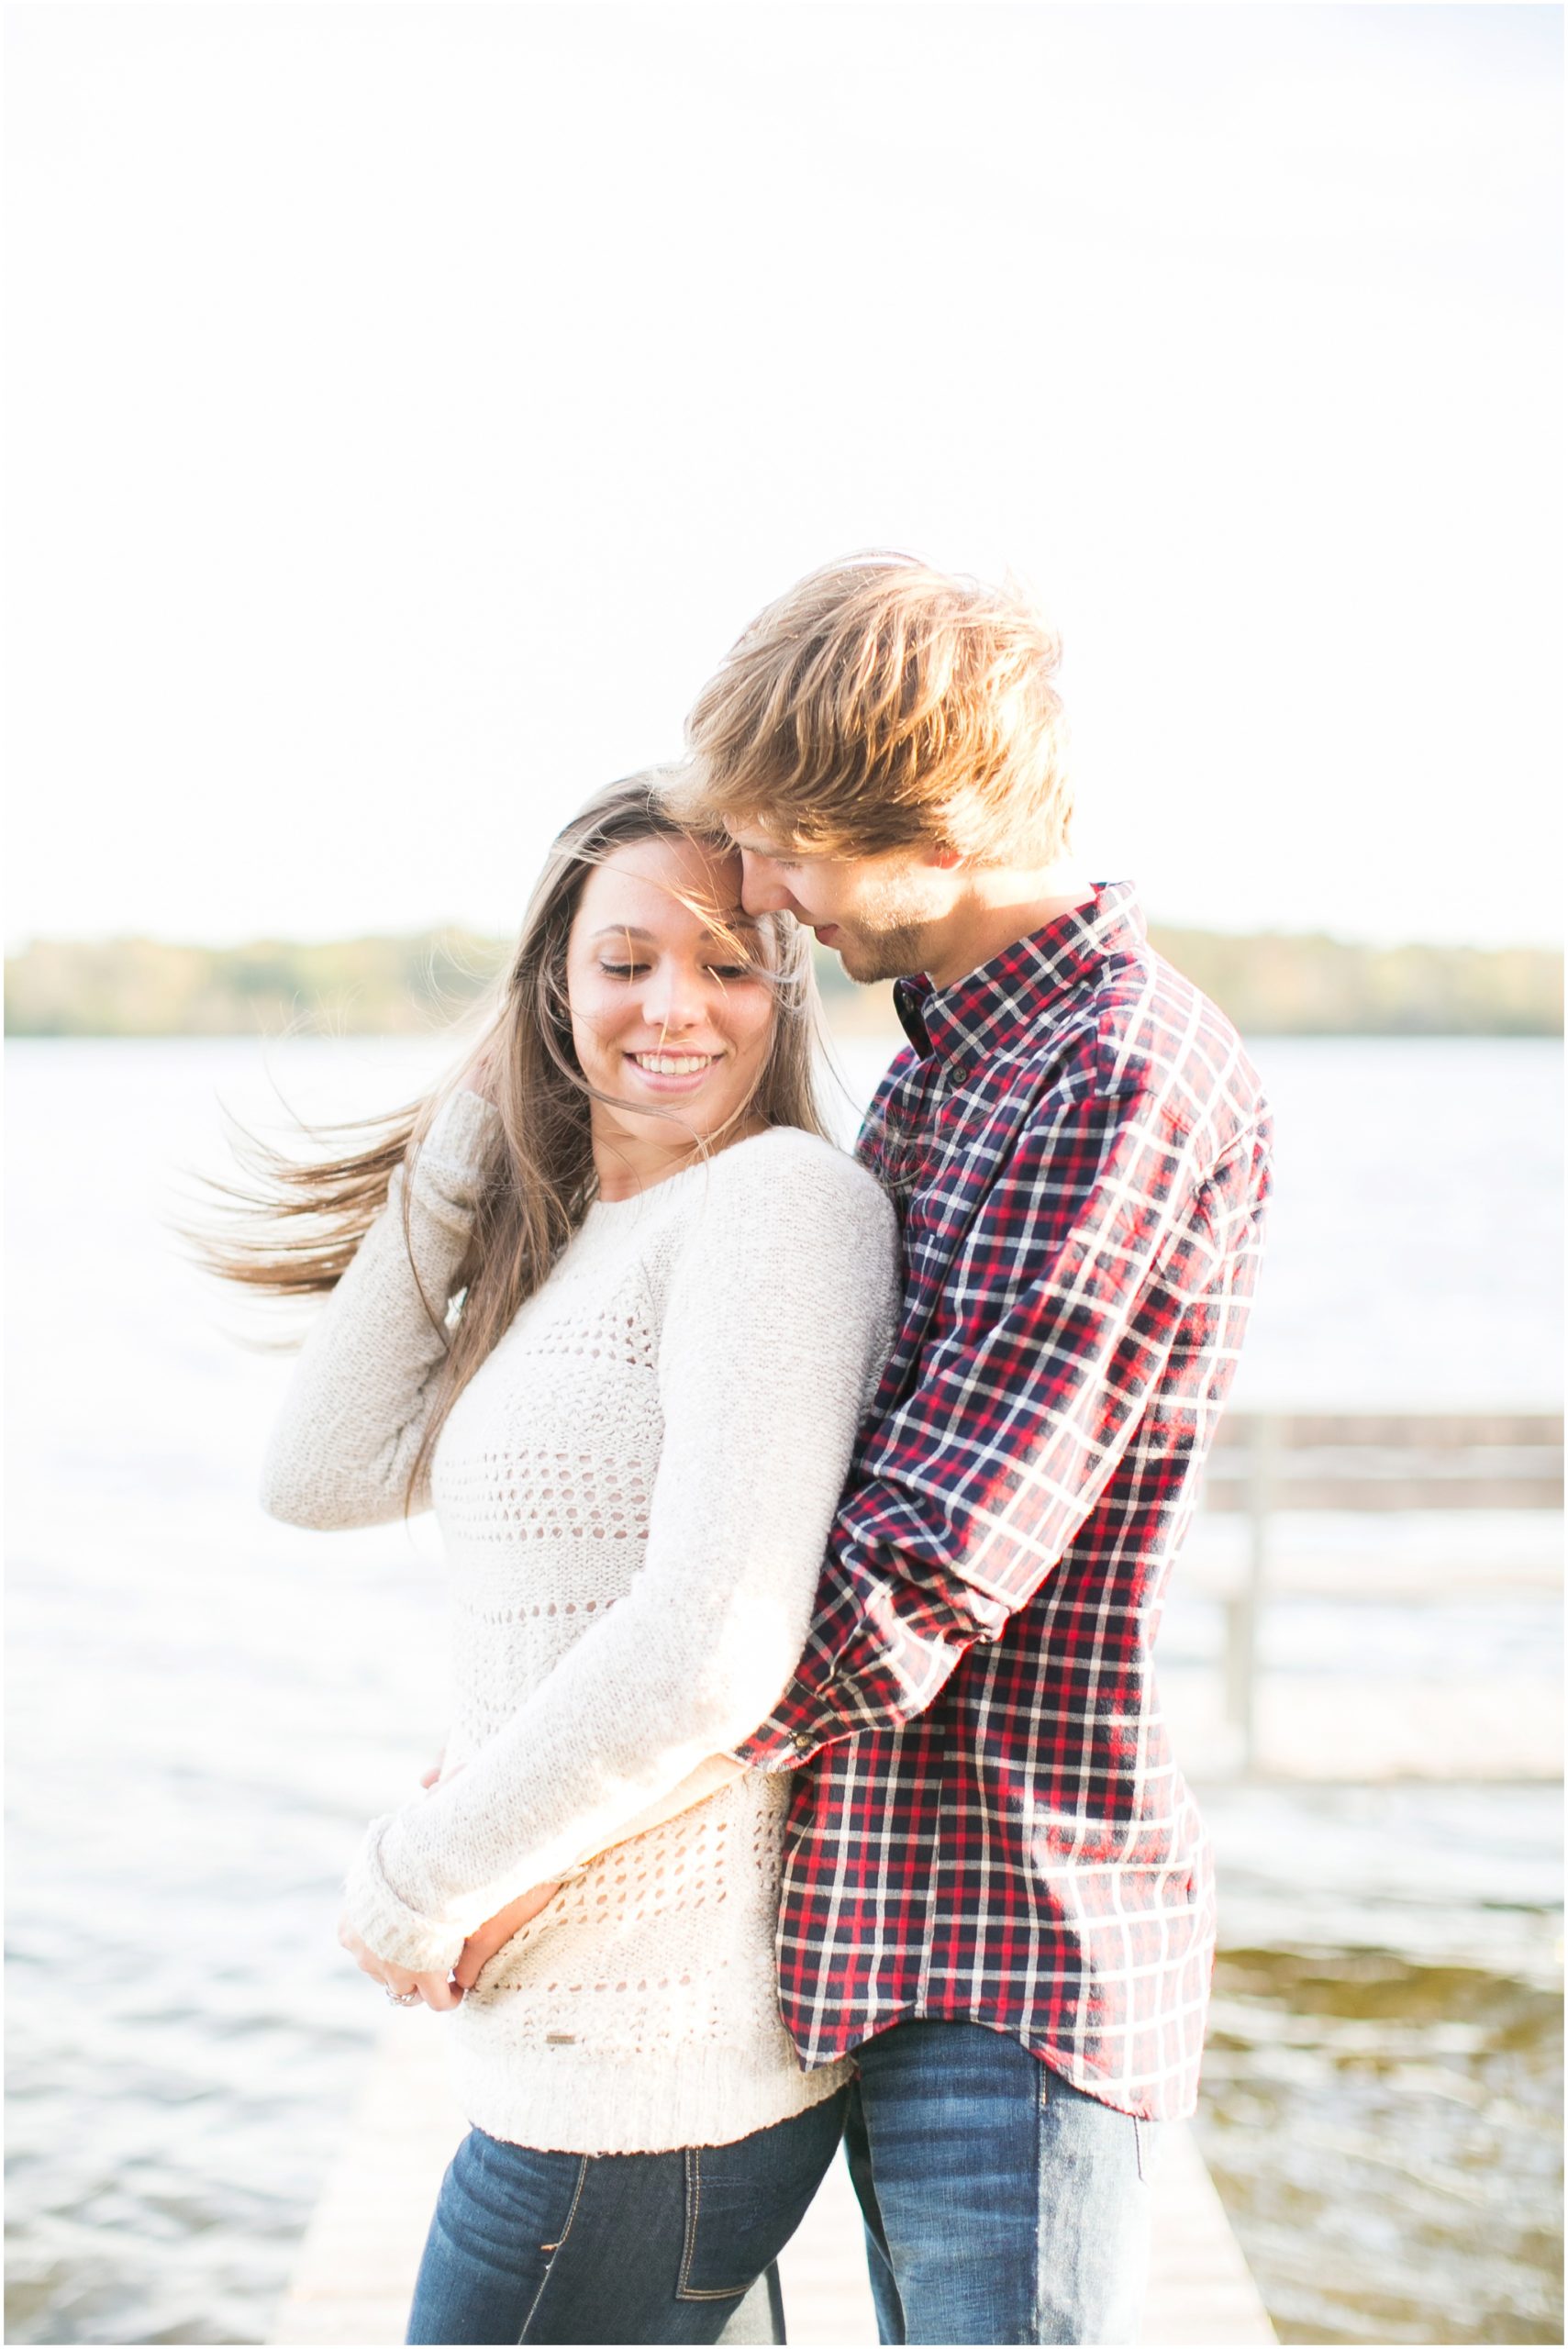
[242,555,1272,2346]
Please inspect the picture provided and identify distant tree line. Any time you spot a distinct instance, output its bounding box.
[4,932,507,1040]
[5,924,1562,1039]
[1148,924,1562,1039]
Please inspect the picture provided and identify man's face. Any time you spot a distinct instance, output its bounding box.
[728,827,956,985]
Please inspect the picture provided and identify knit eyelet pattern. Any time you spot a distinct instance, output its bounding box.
[268,1102,898,2154]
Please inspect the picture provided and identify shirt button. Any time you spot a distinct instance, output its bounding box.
[791,1731,813,1752]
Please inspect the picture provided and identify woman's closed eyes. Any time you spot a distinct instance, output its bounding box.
[596,961,759,983]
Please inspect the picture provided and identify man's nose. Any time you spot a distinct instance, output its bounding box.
[738,852,795,916]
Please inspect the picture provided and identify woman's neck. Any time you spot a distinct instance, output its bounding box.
[590,1112,770,1203]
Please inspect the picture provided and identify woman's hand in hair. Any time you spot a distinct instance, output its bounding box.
[459,1041,502,1104]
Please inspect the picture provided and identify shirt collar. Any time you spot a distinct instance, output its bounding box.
[892,881,1147,1064]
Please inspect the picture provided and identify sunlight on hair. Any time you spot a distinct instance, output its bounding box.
[679,553,1073,867]
[192,771,837,1511]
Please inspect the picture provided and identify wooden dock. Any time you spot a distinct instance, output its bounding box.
[1191,1410,1562,1774]
[270,1413,1562,2342]
[272,2020,1274,2345]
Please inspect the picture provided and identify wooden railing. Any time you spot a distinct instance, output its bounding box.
[1195,1411,1564,1772]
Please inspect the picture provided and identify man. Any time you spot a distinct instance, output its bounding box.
[674,554,1273,2345]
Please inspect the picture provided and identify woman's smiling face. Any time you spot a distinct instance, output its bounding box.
[564,834,779,1186]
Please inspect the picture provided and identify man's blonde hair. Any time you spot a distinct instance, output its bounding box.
[681,553,1072,865]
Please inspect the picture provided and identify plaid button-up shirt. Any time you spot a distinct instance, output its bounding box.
[740,882,1273,2121]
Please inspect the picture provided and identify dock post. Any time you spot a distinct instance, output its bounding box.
[1223,1414,1274,1773]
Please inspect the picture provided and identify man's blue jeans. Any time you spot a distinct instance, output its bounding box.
[405,2088,846,2343]
[844,2021,1163,2346]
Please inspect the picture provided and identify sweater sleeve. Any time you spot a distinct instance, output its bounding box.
[341,1137,900,1976]
[260,1090,504,1531]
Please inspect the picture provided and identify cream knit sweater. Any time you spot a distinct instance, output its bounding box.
[261,1093,899,2154]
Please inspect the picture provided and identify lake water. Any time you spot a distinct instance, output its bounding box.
[5,1034,1562,2345]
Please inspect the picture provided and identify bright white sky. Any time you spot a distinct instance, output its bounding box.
[5,3,1562,952]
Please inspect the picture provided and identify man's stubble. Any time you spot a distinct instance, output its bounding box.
[829,868,947,987]
[834,919,933,987]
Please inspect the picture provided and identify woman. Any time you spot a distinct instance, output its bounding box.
[219,774,898,2345]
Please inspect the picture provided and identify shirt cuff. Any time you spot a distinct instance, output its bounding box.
[732,1677,851,1772]
[342,1814,467,1977]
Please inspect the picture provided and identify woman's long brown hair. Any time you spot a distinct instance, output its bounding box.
[201,771,835,1508]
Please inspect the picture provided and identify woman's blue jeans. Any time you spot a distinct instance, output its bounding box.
[405,2087,848,2344]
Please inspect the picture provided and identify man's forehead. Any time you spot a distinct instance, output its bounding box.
[725,823,825,860]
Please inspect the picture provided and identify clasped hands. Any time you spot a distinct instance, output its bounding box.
[337,1752,562,2012]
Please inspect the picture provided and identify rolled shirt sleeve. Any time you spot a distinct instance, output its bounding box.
[737,1066,1220,1766]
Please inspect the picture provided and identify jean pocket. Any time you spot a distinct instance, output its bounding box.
[676,2092,849,2302]
[677,2147,759,2301]
[1132,2115,1164,2184]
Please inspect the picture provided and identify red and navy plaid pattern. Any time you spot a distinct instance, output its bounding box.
[740,882,1272,2121]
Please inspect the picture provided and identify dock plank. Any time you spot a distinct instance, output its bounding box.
[273,2021,1273,2344]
